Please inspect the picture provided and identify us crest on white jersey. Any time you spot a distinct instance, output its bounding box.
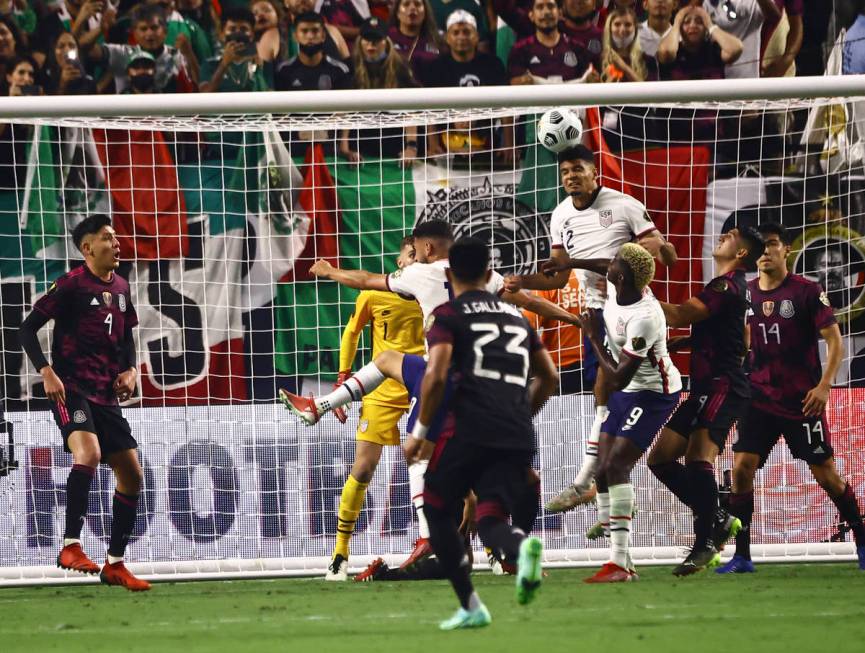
[780,299,795,318]
[599,209,613,228]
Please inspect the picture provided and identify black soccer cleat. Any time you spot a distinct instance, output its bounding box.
[711,508,742,551]
[672,543,721,577]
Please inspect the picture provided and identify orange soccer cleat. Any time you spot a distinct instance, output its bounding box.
[100,560,152,592]
[584,562,634,584]
[354,557,387,582]
[399,537,433,570]
[279,389,321,425]
[57,543,100,575]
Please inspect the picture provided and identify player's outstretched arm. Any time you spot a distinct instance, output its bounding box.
[403,342,451,464]
[310,259,389,291]
[502,289,579,326]
[802,323,844,417]
[504,248,572,292]
[528,346,558,415]
[660,297,711,329]
[19,310,66,404]
[637,228,677,267]
[577,308,642,393]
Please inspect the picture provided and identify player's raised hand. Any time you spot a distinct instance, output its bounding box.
[576,308,602,340]
[113,368,137,403]
[310,259,335,278]
[403,437,434,465]
[802,382,830,417]
[41,366,66,405]
[503,275,522,293]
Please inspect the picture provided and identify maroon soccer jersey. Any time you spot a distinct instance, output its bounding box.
[559,22,602,68]
[34,265,138,405]
[747,274,836,419]
[388,28,440,82]
[690,269,750,397]
[507,34,591,81]
[426,290,544,451]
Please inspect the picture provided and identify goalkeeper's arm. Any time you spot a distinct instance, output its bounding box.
[338,293,373,374]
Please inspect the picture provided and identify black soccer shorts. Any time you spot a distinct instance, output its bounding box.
[665,382,749,450]
[734,404,833,468]
[50,391,137,461]
[422,434,535,517]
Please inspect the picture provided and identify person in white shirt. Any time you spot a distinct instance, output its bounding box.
[638,0,675,57]
[578,243,681,583]
[703,0,778,79]
[504,144,676,514]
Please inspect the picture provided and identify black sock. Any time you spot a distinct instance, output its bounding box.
[64,464,96,540]
[686,461,717,547]
[424,502,475,610]
[830,483,865,547]
[108,491,138,558]
[510,479,540,535]
[729,491,754,560]
[477,500,524,564]
[649,461,692,507]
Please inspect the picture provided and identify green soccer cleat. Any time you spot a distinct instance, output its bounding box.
[439,604,492,631]
[516,536,544,605]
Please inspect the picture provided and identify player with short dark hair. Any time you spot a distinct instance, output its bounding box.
[280,219,578,573]
[578,243,682,583]
[647,226,764,576]
[403,237,559,629]
[717,222,865,573]
[505,143,676,517]
[18,215,150,591]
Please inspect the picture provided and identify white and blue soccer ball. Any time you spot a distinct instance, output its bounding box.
[536,107,583,153]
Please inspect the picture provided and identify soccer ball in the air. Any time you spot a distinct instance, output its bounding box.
[536,108,583,153]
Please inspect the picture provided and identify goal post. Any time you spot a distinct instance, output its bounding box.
[1,76,864,586]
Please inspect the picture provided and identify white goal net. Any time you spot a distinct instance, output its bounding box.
[1,80,864,584]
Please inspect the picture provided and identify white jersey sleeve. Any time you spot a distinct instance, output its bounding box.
[549,205,565,249]
[485,270,505,295]
[386,264,423,299]
[622,194,656,239]
[621,314,658,359]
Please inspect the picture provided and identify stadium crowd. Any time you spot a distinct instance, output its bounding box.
[0,0,856,100]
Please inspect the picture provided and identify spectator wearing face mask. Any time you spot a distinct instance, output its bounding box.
[200,7,270,92]
[275,11,351,90]
[340,17,419,166]
[84,4,196,92]
[601,6,657,81]
[284,0,350,60]
[124,47,158,93]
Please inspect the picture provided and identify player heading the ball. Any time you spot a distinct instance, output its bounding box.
[504,144,676,516]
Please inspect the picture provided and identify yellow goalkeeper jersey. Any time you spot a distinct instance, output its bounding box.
[339,290,424,408]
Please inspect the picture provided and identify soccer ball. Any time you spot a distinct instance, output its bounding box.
[536,108,583,153]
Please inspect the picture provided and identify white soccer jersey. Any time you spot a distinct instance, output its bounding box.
[386,258,505,321]
[603,283,682,394]
[549,187,656,309]
[703,0,763,80]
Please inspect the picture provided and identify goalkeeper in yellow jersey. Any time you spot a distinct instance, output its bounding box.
[326,236,425,581]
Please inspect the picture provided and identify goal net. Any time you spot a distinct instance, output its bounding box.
[1,81,864,584]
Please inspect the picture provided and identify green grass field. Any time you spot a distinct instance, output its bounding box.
[4,564,864,653]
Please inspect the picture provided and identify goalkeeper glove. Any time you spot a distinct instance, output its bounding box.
[332,370,351,424]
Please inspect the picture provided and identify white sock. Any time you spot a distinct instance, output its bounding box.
[316,362,385,412]
[573,405,608,491]
[596,491,610,538]
[107,554,123,565]
[409,459,430,539]
[609,483,635,570]
[63,538,81,547]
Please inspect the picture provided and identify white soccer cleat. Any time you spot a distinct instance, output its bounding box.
[324,554,348,581]
[544,482,597,513]
[486,548,505,576]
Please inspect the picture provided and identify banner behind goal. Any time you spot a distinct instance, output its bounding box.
[0,81,864,584]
